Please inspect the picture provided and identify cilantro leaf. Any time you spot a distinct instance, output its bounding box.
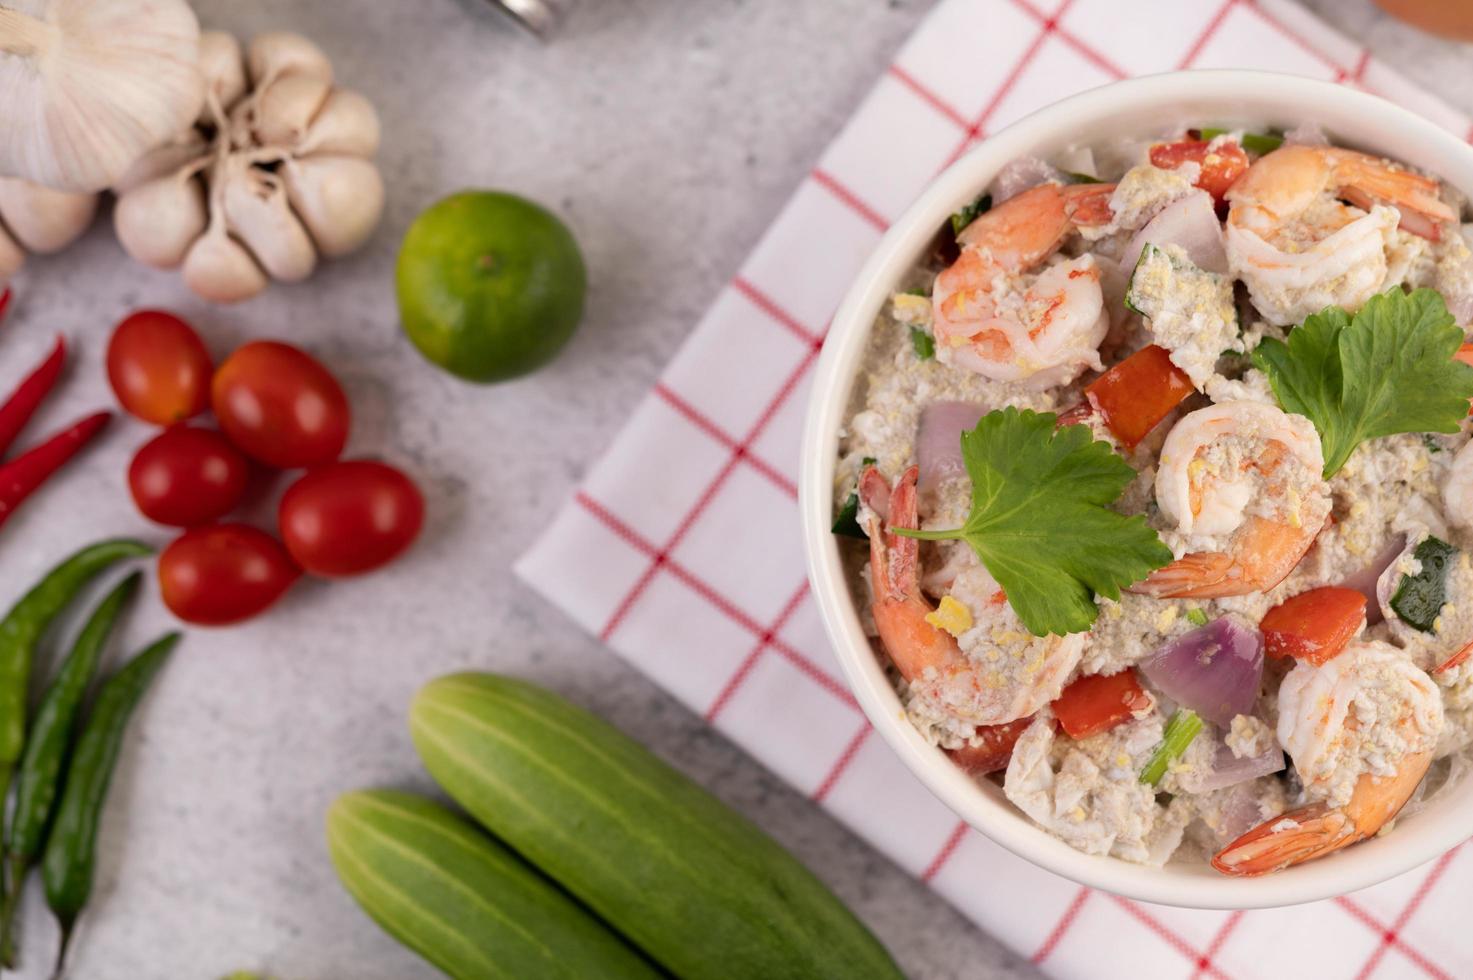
[1252,289,1473,478]
[910,326,936,360]
[900,408,1172,636]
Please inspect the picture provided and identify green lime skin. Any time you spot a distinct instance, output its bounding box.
[396,191,587,383]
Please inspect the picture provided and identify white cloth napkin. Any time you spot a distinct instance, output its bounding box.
[517,1,1473,975]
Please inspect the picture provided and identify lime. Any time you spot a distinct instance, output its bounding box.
[396,191,587,382]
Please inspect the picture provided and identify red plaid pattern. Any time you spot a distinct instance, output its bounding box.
[516,1,1473,975]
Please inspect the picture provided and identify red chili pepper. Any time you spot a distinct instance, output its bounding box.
[1149,139,1250,203]
[1051,670,1153,740]
[1261,586,1366,666]
[1065,345,1193,451]
[947,716,1035,775]
[0,412,110,529]
[0,336,66,458]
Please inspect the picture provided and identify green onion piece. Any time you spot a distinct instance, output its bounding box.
[910,326,936,361]
[903,287,929,297]
[1186,608,1209,627]
[1389,536,1457,632]
[1198,127,1283,156]
[1424,434,1444,454]
[1140,709,1203,786]
[1062,170,1103,184]
[950,194,993,238]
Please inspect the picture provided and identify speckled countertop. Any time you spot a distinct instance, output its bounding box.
[2,1,1470,977]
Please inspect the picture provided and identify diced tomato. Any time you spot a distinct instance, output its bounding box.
[1261,586,1367,666]
[1457,344,1473,416]
[947,717,1034,775]
[1084,345,1193,451]
[1149,139,1250,202]
[1051,671,1153,740]
[1434,641,1473,676]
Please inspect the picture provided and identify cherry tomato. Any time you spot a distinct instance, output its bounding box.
[106,310,213,425]
[158,524,301,625]
[211,341,350,468]
[278,460,425,576]
[128,425,250,527]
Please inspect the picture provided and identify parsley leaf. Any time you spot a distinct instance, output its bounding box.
[899,408,1172,636]
[1252,288,1473,479]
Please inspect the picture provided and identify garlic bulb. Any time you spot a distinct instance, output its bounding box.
[0,0,203,192]
[113,29,384,304]
[0,176,98,279]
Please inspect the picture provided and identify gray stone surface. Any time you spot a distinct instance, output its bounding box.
[1,1,1467,977]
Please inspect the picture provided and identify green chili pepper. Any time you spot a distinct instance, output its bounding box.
[1390,536,1458,632]
[0,540,150,821]
[1186,608,1209,627]
[41,632,178,976]
[0,572,140,965]
[1198,127,1284,156]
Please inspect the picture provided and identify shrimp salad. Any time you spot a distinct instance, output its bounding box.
[836,129,1473,875]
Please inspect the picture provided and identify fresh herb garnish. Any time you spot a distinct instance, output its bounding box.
[910,326,936,361]
[950,193,992,238]
[896,408,1172,636]
[1389,536,1457,632]
[1252,289,1473,478]
[1140,709,1203,786]
[1424,433,1444,454]
[1062,170,1103,184]
[1198,127,1283,156]
[903,287,929,297]
[1186,608,1209,627]
[831,457,878,539]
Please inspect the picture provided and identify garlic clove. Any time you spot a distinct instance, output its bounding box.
[112,134,210,193]
[282,155,384,258]
[298,89,380,158]
[0,219,24,280]
[0,0,204,192]
[253,73,334,149]
[0,177,97,254]
[198,30,247,123]
[183,226,269,304]
[221,164,317,283]
[114,172,208,269]
[247,32,332,89]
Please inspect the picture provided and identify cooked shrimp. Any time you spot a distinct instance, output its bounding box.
[932,182,1115,389]
[1224,144,1457,325]
[863,466,1084,728]
[1213,641,1442,875]
[1134,401,1331,598]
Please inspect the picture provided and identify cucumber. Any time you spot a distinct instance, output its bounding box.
[410,673,903,980]
[326,789,659,980]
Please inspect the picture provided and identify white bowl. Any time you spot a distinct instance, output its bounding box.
[799,70,1473,909]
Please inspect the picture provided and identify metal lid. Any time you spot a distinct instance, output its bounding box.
[488,0,560,37]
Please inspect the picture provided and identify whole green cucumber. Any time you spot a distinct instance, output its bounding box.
[326,789,659,980]
[410,673,903,980]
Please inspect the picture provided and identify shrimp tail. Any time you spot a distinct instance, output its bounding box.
[1211,801,1358,876]
[1131,551,1238,599]
[1213,749,1433,876]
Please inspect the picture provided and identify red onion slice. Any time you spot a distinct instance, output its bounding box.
[1123,190,1228,276]
[916,402,985,497]
[992,156,1062,203]
[1139,616,1264,728]
[1180,740,1285,794]
[1340,532,1406,626]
